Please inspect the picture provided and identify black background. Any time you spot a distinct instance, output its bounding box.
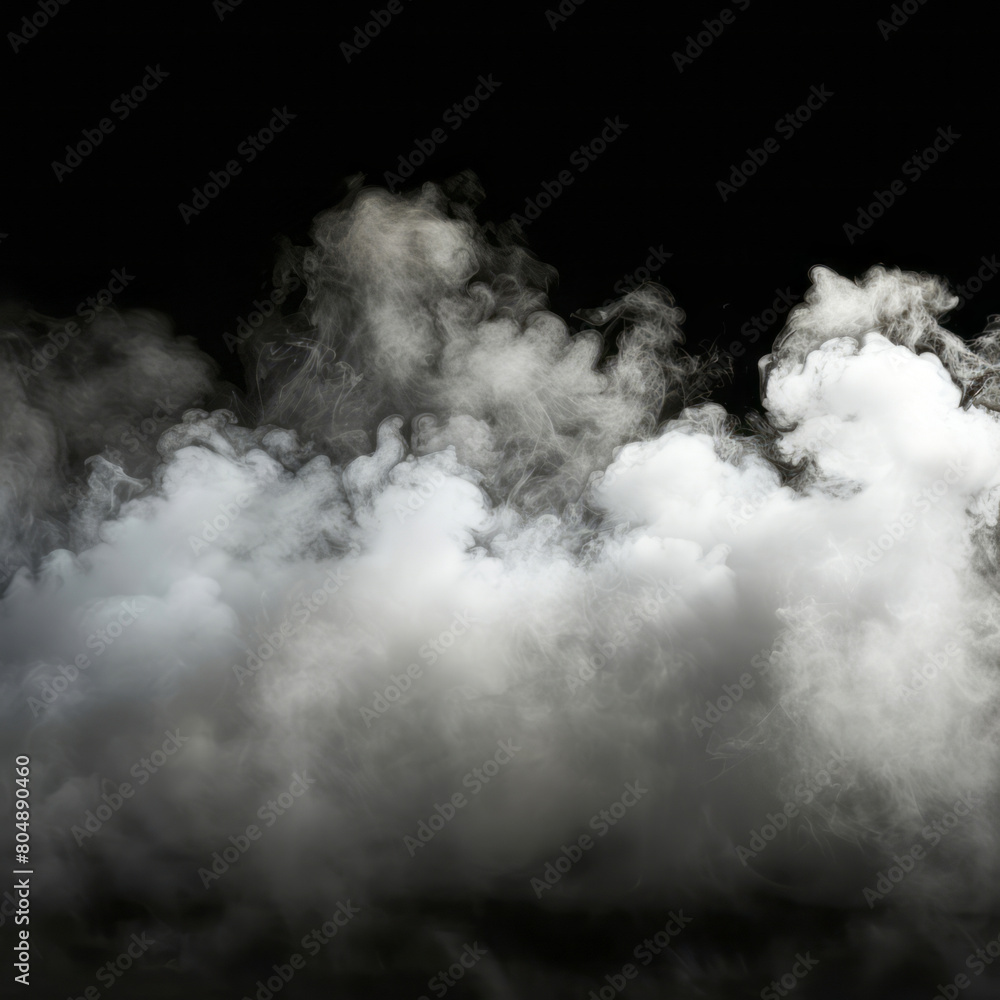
[4,3,1000,996]
[3,0,996,419]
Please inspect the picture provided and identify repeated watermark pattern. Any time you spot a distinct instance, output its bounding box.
[717,85,834,202]
[8,0,72,53]
[877,0,932,40]
[51,66,169,182]
[508,117,628,229]
[843,126,961,244]
[760,952,820,999]
[529,781,648,896]
[735,751,850,866]
[198,771,316,888]
[416,941,488,1000]
[339,1,416,63]
[383,76,502,193]
[70,730,189,845]
[178,107,297,225]
[235,904,361,1000]
[360,610,479,726]
[232,566,351,684]
[586,911,693,1000]
[671,2,752,73]
[862,791,980,907]
[403,740,521,856]
[16,268,136,385]
[27,599,147,718]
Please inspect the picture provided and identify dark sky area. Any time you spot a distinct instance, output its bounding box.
[2,0,996,419]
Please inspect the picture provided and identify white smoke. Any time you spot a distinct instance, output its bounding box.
[3,177,1000,995]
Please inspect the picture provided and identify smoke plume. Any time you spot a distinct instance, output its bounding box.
[3,175,1000,998]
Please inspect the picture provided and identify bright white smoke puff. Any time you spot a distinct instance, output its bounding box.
[2,178,1000,996]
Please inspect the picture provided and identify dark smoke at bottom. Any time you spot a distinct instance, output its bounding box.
[2,176,1000,999]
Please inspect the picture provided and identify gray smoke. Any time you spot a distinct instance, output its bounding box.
[2,177,1000,994]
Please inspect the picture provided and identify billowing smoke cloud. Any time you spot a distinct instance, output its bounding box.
[3,176,1000,996]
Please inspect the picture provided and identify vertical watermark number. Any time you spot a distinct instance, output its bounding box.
[13,755,32,986]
